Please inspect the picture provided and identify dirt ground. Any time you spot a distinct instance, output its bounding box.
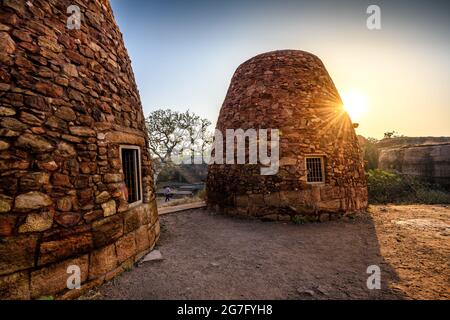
[86,204,449,300]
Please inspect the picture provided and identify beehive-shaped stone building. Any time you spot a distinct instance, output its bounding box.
[0,0,159,299]
[207,50,368,221]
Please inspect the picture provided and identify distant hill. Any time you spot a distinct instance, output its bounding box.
[376,136,450,148]
[358,136,450,186]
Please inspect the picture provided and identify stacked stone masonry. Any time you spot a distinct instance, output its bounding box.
[0,0,159,299]
[207,50,368,221]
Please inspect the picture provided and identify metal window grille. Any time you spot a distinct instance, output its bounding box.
[121,148,142,203]
[306,157,324,183]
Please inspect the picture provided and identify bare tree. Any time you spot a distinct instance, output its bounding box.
[199,118,212,163]
[179,110,201,164]
[145,109,213,178]
[145,109,185,163]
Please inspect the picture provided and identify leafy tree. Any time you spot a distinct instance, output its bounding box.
[363,137,380,171]
[384,131,397,139]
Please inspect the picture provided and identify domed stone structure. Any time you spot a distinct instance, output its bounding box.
[0,0,159,299]
[207,50,368,221]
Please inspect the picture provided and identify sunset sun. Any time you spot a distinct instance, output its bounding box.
[341,90,368,122]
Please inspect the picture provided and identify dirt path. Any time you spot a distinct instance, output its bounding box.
[86,205,449,300]
[370,205,449,299]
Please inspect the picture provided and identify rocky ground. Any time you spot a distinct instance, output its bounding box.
[83,204,449,300]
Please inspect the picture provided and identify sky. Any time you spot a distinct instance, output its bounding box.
[109,0,449,139]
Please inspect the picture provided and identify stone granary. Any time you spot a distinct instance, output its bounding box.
[207,50,368,221]
[0,0,159,299]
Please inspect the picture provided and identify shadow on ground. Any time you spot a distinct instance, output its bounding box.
[91,208,407,299]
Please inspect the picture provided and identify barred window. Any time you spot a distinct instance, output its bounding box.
[121,146,142,203]
[306,157,325,183]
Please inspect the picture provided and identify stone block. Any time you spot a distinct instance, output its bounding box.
[124,207,140,233]
[0,194,13,213]
[54,212,81,228]
[318,199,341,212]
[38,232,93,266]
[92,215,123,248]
[0,270,30,300]
[31,255,88,299]
[0,235,38,275]
[0,215,15,236]
[149,201,158,225]
[18,210,53,233]
[135,225,150,253]
[89,244,117,280]
[104,131,145,145]
[101,199,116,217]
[115,232,137,264]
[235,195,249,207]
[136,204,150,226]
[264,192,280,207]
[148,223,156,246]
[14,191,53,211]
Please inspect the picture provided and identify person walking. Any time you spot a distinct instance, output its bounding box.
[164,186,172,202]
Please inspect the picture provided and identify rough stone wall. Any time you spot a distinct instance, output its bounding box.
[0,0,159,299]
[207,50,367,221]
[379,143,450,187]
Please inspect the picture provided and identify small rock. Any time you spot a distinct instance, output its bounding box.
[19,211,53,232]
[141,250,163,262]
[55,141,76,157]
[14,191,52,210]
[297,288,315,296]
[69,126,95,137]
[104,173,122,183]
[55,107,76,122]
[63,64,78,77]
[316,285,330,296]
[0,31,16,55]
[0,107,16,116]
[38,160,58,171]
[56,196,72,212]
[95,191,111,204]
[16,133,54,152]
[101,199,116,217]
[0,140,10,150]
[0,194,13,213]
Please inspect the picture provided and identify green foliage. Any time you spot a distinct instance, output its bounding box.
[368,169,450,204]
[362,137,379,171]
[37,295,54,300]
[197,188,206,200]
[292,215,307,224]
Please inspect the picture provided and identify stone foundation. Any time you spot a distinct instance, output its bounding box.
[208,187,368,222]
[0,202,159,300]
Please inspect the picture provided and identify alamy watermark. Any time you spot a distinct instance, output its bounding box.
[66,265,81,290]
[366,265,381,290]
[366,5,381,30]
[170,128,280,175]
[67,5,81,30]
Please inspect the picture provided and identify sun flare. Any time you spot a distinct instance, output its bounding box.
[341,90,368,122]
